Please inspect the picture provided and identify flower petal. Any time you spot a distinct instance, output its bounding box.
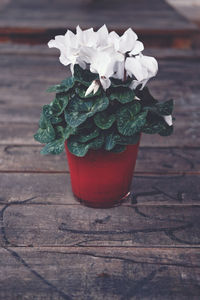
[100,77,111,90]
[108,31,120,51]
[163,115,173,126]
[48,35,71,66]
[125,56,147,81]
[97,24,109,47]
[119,28,138,53]
[85,80,100,96]
[129,41,144,56]
[140,55,158,78]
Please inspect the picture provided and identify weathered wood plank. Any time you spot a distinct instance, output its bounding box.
[0,0,195,30]
[0,145,199,174]
[0,123,37,145]
[1,203,200,247]
[167,0,200,23]
[0,247,200,299]
[0,173,199,205]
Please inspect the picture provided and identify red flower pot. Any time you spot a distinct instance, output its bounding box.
[65,141,140,208]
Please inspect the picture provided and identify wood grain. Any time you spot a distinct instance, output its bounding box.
[0,0,196,30]
[1,203,200,247]
[0,145,199,174]
[0,247,200,300]
[0,0,197,47]
[0,173,199,205]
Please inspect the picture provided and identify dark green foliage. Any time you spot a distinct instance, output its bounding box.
[67,134,104,157]
[110,77,132,87]
[75,84,101,98]
[46,77,74,93]
[117,102,147,136]
[112,144,127,153]
[34,115,55,143]
[104,132,120,150]
[109,87,135,103]
[77,127,100,143]
[64,94,109,127]
[40,139,65,155]
[34,65,174,157]
[156,99,174,115]
[74,64,98,86]
[94,111,116,129]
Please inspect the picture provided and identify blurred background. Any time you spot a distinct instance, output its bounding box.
[0,0,199,47]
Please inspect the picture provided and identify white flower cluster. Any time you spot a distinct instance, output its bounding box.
[48,25,158,93]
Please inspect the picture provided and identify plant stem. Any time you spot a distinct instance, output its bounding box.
[123,69,127,82]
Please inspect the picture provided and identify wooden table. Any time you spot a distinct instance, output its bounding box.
[0,0,198,47]
[0,43,200,299]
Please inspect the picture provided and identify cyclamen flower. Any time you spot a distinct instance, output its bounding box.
[126,54,158,90]
[48,25,158,91]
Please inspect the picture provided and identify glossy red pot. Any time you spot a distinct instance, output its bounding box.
[65,141,140,208]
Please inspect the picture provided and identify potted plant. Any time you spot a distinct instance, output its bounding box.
[34,25,174,208]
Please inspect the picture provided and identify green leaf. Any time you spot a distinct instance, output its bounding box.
[77,127,100,143]
[64,125,77,139]
[109,87,135,103]
[65,110,88,128]
[159,124,173,136]
[142,112,173,136]
[104,132,120,150]
[156,99,174,115]
[94,111,116,129]
[142,121,163,134]
[75,84,101,99]
[118,110,147,136]
[46,77,74,93]
[55,125,76,140]
[34,115,55,143]
[67,134,104,157]
[117,102,146,136]
[111,144,126,153]
[61,77,74,88]
[135,87,158,106]
[110,77,132,88]
[50,93,69,116]
[40,139,65,155]
[89,134,105,150]
[118,133,140,145]
[43,105,62,124]
[39,113,47,129]
[74,64,98,86]
[67,137,90,157]
[65,95,109,128]
[88,95,109,115]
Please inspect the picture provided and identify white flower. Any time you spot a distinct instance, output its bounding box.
[85,80,100,96]
[126,54,158,90]
[48,26,158,91]
[163,115,173,126]
[80,45,124,90]
[108,28,144,55]
[48,29,86,74]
